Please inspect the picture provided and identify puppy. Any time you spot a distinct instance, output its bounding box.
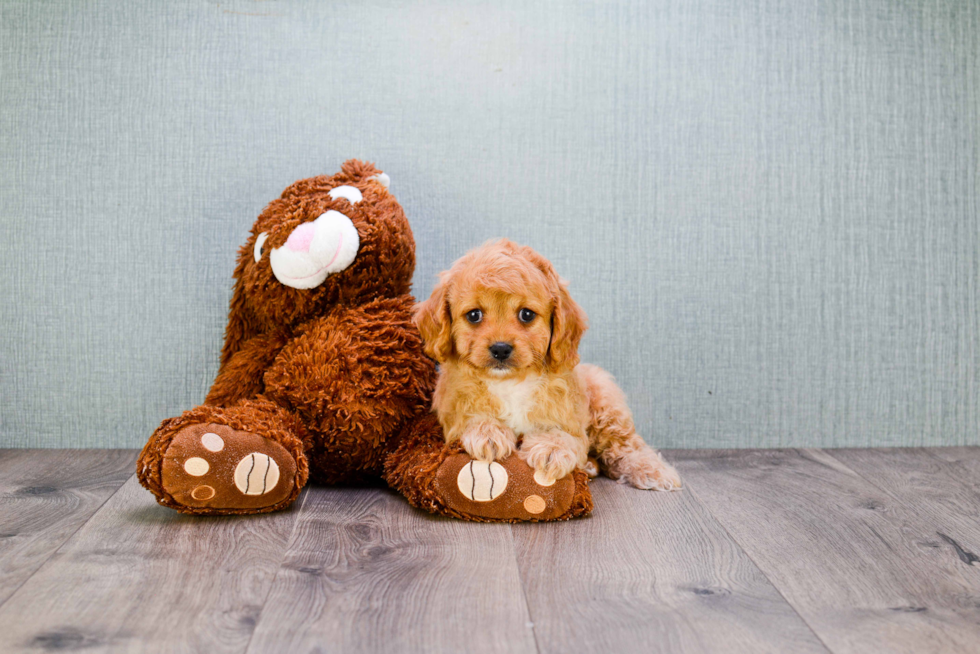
[414,239,681,490]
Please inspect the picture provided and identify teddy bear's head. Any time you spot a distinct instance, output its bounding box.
[222,160,416,363]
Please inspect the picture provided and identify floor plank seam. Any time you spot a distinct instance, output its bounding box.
[241,487,311,654]
[920,448,980,499]
[819,450,905,501]
[820,448,980,565]
[508,524,543,654]
[820,448,980,515]
[682,470,837,654]
[0,468,138,614]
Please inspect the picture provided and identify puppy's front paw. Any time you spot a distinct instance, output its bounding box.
[461,422,516,462]
[519,438,580,485]
[583,457,600,478]
[610,448,682,491]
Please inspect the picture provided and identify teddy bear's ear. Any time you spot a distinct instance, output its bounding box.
[217,248,261,372]
[337,159,391,189]
[339,158,380,181]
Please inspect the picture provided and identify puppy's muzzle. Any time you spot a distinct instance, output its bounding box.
[489,342,514,362]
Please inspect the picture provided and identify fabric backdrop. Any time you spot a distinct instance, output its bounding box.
[1,0,977,449]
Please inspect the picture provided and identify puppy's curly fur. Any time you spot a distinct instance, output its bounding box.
[414,239,681,490]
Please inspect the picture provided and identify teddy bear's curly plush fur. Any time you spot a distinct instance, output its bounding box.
[137,160,593,521]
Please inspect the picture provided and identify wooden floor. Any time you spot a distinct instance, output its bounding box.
[1,449,979,653]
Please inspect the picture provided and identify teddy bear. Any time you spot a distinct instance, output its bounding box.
[137,160,593,522]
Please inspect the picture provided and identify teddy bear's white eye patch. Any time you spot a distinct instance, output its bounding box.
[254,232,269,262]
[328,185,362,205]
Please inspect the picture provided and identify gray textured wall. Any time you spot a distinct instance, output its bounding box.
[1,0,978,449]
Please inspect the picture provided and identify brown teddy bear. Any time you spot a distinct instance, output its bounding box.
[137,160,593,522]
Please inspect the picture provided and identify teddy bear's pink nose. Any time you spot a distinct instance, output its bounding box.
[285,222,316,253]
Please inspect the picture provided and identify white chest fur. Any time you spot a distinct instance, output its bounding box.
[485,374,541,435]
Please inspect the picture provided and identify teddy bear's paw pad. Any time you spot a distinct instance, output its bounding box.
[456,461,508,501]
[435,453,578,521]
[161,423,297,510]
[234,453,280,495]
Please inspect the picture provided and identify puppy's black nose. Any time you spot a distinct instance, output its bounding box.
[489,342,513,361]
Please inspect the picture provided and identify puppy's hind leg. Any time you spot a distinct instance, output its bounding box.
[577,364,681,491]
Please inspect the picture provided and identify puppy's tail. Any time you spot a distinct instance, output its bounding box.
[576,364,681,491]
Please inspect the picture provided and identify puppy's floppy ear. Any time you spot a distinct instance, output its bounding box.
[413,272,455,362]
[522,246,588,372]
[547,275,588,372]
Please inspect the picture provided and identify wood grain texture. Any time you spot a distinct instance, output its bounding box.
[926,447,980,498]
[827,448,980,568]
[246,486,537,654]
[0,449,136,609]
[512,478,828,654]
[5,448,980,653]
[674,449,980,654]
[0,475,300,653]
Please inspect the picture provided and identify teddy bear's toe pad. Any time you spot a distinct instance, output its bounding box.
[434,453,576,521]
[161,423,297,510]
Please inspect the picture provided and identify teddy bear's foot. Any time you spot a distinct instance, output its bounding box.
[138,400,309,515]
[160,422,300,512]
[433,453,586,521]
[384,413,593,522]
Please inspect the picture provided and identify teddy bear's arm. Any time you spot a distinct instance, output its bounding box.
[204,332,289,407]
[263,296,434,444]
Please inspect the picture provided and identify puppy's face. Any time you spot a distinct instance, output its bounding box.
[451,283,552,375]
[415,240,587,376]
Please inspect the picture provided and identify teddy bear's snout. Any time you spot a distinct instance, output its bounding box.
[285,222,316,253]
[268,210,360,290]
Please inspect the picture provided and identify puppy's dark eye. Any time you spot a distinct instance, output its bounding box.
[466,309,483,324]
[518,308,536,323]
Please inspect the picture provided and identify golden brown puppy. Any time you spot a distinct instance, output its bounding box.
[414,239,681,490]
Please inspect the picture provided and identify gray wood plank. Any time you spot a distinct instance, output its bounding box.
[828,447,980,568]
[512,477,829,654]
[0,475,300,653]
[925,447,980,497]
[674,449,980,654]
[246,486,538,654]
[0,449,136,608]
